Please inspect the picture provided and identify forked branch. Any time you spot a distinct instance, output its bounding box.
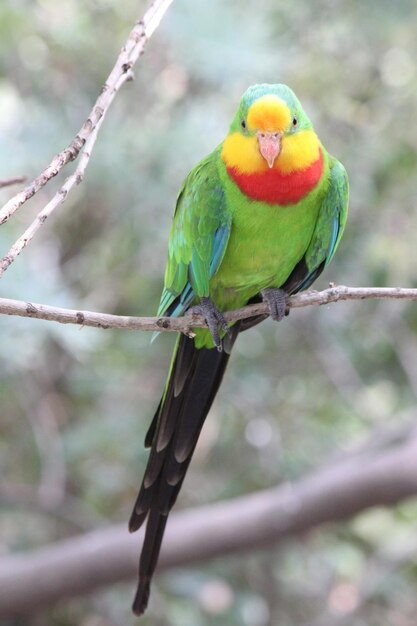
[0,0,174,278]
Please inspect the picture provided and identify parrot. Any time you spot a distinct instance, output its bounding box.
[129,83,348,615]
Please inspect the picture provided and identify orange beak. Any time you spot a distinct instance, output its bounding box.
[257,131,282,168]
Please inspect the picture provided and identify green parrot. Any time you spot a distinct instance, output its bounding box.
[129,83,348,615]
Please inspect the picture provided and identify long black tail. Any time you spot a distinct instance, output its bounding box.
[129,326,240,615]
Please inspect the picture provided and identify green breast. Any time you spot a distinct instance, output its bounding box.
[210,154,329,311]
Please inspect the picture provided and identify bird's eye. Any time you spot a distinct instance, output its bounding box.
[241,119,246,130]
[292,117,298,127]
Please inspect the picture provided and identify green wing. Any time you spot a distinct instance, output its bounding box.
[284,156,349,294]
[157,147,232,317]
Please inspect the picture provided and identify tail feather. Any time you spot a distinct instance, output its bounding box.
[129,326,239,615]
[173,330,196,395]
[170,352,229,463]
[132,509,168,616]
[144,400,161,448]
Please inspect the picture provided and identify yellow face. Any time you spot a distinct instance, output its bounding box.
[247,95,291,133]
[222,95,320,175]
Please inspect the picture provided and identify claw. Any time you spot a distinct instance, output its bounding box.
[261,288,289,322]
[187,297,230,351]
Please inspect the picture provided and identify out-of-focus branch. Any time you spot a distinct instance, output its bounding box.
[0,285,417,334]
[0,176,27,189]
[0,483,106,531]
[1,429,417,616]
[17,379,67,508]
[0,0,174,276]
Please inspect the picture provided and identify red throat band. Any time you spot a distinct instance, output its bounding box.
[227,149,324,205]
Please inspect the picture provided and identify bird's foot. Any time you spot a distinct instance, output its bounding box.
[187,297,231,351]
[261,288,289,321]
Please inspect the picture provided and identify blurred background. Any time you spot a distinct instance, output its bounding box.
[1,0,417,624]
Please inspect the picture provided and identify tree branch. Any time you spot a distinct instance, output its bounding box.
[0,176,27,189]
[1,285,417,334]
[0,0,174,276]
[1,429,417,616]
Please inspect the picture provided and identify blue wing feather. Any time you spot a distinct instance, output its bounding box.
[155,150,231,322]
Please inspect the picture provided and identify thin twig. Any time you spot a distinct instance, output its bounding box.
[0,99,109,277]
[0,0,174,269]
[0,176,27,189]
[0,286,417,334]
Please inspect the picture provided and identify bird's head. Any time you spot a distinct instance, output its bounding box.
[222,84,320,175]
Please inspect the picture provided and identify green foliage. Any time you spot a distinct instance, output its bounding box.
[1,0,417,624]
